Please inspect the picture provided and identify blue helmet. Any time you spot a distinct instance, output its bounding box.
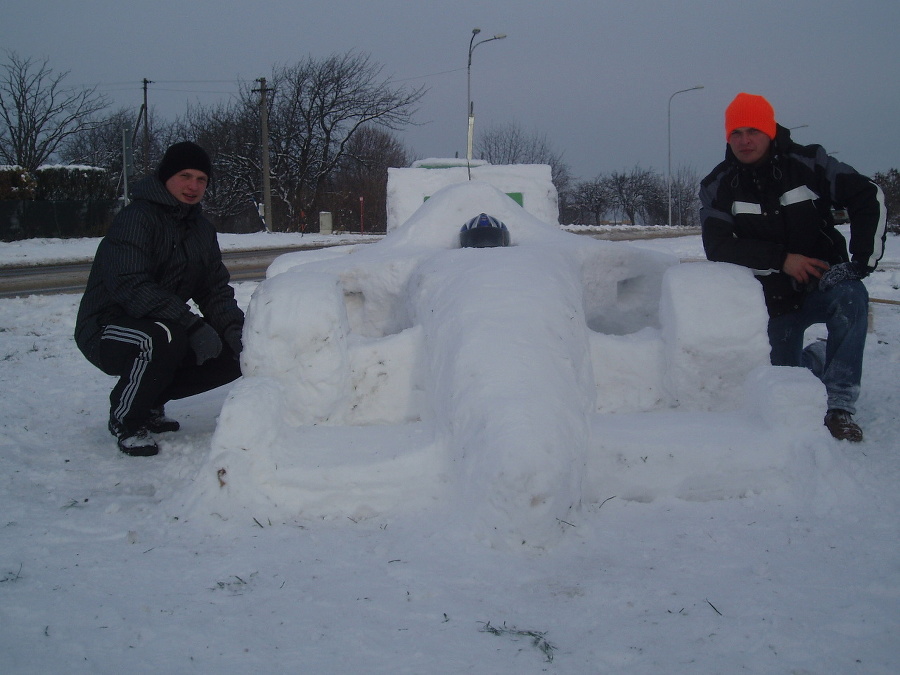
[459,213,510,248]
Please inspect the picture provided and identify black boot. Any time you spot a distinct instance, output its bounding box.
[824,409,863,443]
[108,418,159,457]
[147,406,180,433]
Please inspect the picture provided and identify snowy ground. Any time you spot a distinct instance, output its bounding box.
[1,220,898,673]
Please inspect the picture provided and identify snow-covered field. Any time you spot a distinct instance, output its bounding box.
[1,196,898,673]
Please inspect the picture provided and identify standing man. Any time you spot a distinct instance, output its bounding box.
[700,93,886,442]
[76,142,244,456]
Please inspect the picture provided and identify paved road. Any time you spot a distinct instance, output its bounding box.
[9,229,894,303]
[2,231,698,298]
[0,244,346,298]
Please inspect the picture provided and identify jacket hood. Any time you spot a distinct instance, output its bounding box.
[130,175,203,219]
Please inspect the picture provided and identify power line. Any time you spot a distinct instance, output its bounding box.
[91,69,457,95]
[97,79,241,86]
[147,87,237,95]
[391,67,465,83]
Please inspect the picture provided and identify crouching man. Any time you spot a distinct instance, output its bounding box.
[699,93,886,442]
[75,141,244,456]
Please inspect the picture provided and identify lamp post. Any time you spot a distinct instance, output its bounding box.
[667,85,703,227]
[467,27,506,178]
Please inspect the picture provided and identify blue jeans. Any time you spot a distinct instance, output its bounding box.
[767,279,869,415]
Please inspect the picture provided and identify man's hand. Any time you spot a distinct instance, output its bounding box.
[187,320,222,365]
[782,253,830,284]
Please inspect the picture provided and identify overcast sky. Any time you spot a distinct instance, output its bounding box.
[4,0,898,180]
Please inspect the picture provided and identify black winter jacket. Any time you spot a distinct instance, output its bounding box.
[75,176,244,352]
[699,125,887,316]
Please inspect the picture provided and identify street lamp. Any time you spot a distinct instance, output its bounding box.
[667,85,703,227]
[467,27,506,178]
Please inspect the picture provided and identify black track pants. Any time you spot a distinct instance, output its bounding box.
[85,317,241,433]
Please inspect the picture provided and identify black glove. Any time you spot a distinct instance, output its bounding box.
[223,323,243,358]
[187,320,222,365]
[818,262,867,292]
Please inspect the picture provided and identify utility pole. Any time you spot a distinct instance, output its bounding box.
[142,78,152,176]
[667,85,703,227]
[122,120,134,203]
[254,78,275,232]
[466,28,506,179]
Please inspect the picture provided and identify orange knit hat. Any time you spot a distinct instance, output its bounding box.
[725,93,776,140]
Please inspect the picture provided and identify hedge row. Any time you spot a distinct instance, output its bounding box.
[0,199,120,241]
[0,165,115,201]
[0,166,38,200]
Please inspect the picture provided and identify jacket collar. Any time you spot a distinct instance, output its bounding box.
[724,123,793,181]
[130,176,202,221]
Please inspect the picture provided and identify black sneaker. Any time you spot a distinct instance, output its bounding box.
[108,418,159,457]
[824,409,863,443]
[147,407,180,433]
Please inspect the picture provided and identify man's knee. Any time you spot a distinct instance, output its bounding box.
[826,279,869,323]
[98,319,189,376]
[828,278,868,302]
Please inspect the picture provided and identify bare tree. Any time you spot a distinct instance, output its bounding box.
[475,121,571,194]
[606,166,659,225]
[0,51,109,171]
[569,176,614,225]
[59,108,125,171]
[264,52,425,227]
[60,106,170,191]
[175,98,262,222]
[51,51,423,231]
[670,165,701,227]
[329,124,411,232]
[642,171,668,226]
[174,52,425,231]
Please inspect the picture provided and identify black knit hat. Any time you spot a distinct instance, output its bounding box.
[157,141,212,183]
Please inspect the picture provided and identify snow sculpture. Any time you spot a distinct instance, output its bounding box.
[660,261,771,410]
[187,179,827,549]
